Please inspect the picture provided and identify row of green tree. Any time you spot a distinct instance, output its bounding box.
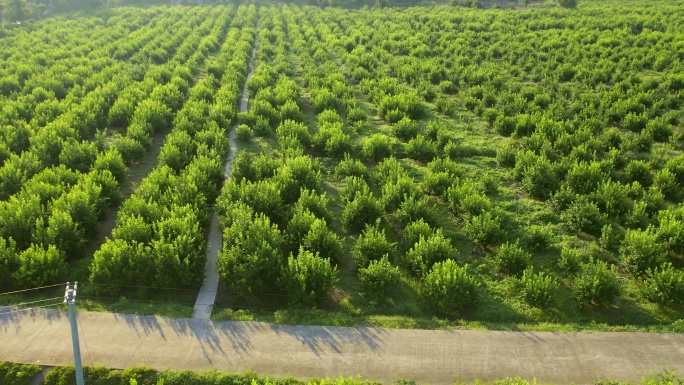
[90,5,257,293]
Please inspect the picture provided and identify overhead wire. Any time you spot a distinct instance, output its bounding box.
[0,283,66,297]
[0,297,64,307]
[0,303,64,317]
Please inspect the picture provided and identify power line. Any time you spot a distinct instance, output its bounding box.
[0,283,66,297]
[0,297,64,307]
[81,283,199,292]
[79,296,197,306]
[0,303,63,317]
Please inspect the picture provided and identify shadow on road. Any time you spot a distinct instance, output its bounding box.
[269,323,388,356]
[114,314,263,364]
[0,307,64,334]
[112,313,388,362]
[114,312,167,341]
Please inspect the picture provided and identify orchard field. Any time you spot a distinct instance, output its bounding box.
[1,0,684,330]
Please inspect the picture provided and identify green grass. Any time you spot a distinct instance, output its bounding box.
[211,306,684,333]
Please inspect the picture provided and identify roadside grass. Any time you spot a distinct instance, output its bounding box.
[210,306,684,333]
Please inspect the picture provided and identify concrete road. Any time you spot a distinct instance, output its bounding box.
[193,23,259,320]
[1,308,683,385]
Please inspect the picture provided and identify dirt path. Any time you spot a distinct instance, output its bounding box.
[193,25,260,320]
[2,309,683,385]
[81,126,172,265]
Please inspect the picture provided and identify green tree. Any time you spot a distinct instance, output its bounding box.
[342,190,382,232]
[352,223,395,270]
[14,244,66,289]
[620,228,668,276]
[574,258,621,305]
[220,211,284,294]
[423,260,478,315]
[641,263,684,305]
[521,267,558,308]
[302,218,344,266]
[495,241,531,276]
[278,248,338,306]
[2,0,26,22]
[402,230,456,276]
[358,256,400,300]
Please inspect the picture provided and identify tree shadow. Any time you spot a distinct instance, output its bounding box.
[113,312,168,341]
[268,323,388,356]
[0,307,64,334]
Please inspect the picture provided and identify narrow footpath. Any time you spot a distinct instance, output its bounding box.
[1,309,683,385]
[193,25,260,320]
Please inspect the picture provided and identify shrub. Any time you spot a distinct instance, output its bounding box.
[401,219,434,250]
[0,362,42,385]
[93,149,127,184]
[561,196,606,236]
[285,207,318,254]
[405,136,438,162]
[276,156,322,203]
[402,230,456,276]
[334,153,368,179]
[558,248,582,275]
[277,120,310,147]
[644,118,673,142]
[465,210,506,246]
[236,123,253,142]
[654,169,679,200]
[598,223,621,251]
[625,200,650,230]
[624,160,653,187]
[362,134,393,161]
[525,225,554,251]
[521,267,558,308]
[396,195,434,226]
[342,190,383,232]
[656,208,684,255]
[620,228,668,276]
[494,115,516,137]
[381,176,419,212]
[14,244,66,288]
[565,161,607,195]
[665,155,684,186]
[294,189,330,221]
[521,157,559,199]
[358,256,401,300]
[324,130,353,159]
[641,263,684,305]
[423,260,479,315]
[495,241,531,276]
[278,248,338,306]
[374,156,407,186]
[302,218,344,267]
[115,137,146,164]
[422,171,453,196]
[623,112,648,132]
[594,180,631,219]
[341,176,371,203]
[435,96,456,116]
[574,258,621,305]
[352,224,396,270]
[221,178,286,226]
[496,144,517,168]
[219,211,284,294]
[445,180,489,217]
[393,117,419,141]
[347,107,367,124]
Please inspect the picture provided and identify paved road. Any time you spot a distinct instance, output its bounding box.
[1,308,683,384]
[192,22,260,320]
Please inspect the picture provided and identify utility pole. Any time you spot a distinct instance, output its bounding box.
[64,282,85,385]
